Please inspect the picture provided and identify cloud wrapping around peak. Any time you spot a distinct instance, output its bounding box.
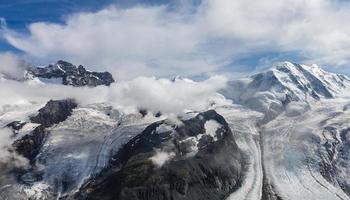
[3,0,350,78]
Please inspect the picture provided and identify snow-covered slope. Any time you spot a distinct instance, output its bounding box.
[222,62,350,120]
[0,102,163,199]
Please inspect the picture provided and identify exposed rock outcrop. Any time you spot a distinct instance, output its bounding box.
[12,125,47,162]
[12,99,77,162]
[70,110,243,200]
[30,99,77,128]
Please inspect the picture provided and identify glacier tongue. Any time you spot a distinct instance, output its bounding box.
[216,105,264,200]
[261,94,350,200]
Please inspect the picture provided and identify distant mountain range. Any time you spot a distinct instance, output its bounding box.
[0,60,114,87]
[1,61,350,200]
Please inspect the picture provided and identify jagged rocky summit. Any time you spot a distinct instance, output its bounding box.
[27,60,115,87]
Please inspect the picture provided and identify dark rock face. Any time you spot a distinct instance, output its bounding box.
[13,99,77,162]
[30,99,77,128]
[29,60,115,87]
[319,126,350,197]
[12,125,47,162]
[138,108,148,117]
[6,121,27,135]
[71,110,243,200]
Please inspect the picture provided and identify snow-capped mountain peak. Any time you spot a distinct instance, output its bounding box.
[223,62,350,120]
[270,62,350,98]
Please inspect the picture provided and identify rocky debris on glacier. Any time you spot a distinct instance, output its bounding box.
[317,117,350,197]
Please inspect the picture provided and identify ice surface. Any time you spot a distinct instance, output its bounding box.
[261,94,350,200]
[216,105,264,200]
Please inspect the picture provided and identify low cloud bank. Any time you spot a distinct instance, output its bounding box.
[0,75,229,115]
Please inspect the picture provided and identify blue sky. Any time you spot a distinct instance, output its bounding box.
[0,0,169,51]
[1,0,350,79]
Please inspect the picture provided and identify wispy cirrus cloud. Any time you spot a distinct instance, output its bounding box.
[2,0,350,79]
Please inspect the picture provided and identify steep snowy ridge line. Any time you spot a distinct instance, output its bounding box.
[222,62,350,122]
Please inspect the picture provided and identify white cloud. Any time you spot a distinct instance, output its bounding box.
[201,0,350,67]
[204,119,222,141]
[108,75,229,114]
[149,149,175,167]
[3,6,212,80]
[0,52,26,79]
[0,128,28,167]
[0,75,229,116]
[3,0,350,77]
[0,128,29,184]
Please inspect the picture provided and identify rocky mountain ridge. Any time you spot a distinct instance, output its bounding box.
[27,60,115,87]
